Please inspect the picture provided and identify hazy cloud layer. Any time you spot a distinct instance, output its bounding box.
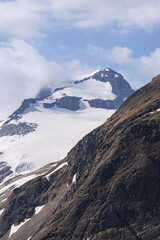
[0,0,160,38]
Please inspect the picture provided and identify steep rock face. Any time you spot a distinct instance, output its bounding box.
[36,76,160,240]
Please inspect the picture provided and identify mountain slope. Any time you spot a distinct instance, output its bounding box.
[0,68,133,181]
[0,76,159,239]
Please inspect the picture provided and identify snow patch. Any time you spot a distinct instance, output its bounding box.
[150,108,160,114]
[35,205,44,215]
[45,162,68,180]
[105,68,109,71]
[72,173,77,183]
[101,73,104,78]
[0,198,7,203]
[0,208,4,215]
[9,218,30,238]
[114,74,119,77]
[53,79,116,101]
[0,175,37,195]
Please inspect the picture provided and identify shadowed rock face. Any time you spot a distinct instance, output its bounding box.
[0,122,37,137]
[0,161,12,183]
[43,96,81,111]
[0,76,159,240]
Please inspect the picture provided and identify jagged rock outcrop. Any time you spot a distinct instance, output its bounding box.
[43,96,81,111]
[0,122,37,137]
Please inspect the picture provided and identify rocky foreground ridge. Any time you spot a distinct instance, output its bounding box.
[0,75,160,239]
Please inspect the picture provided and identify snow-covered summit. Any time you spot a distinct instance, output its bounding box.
[0,68,134,182]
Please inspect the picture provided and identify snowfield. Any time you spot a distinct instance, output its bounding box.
[0,103,115,174]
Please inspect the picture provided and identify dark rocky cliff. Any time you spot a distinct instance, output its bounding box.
[0,75,160,240]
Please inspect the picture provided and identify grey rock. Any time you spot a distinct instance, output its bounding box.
[0,122,37,137]
[88,97,123,109]
[43,96,81,111]
[0,162,12,183]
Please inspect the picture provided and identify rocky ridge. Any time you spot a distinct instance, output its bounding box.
[0,75,159,239]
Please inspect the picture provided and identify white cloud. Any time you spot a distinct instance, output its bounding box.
[107,47,133,64]
[0,0,50,38]
[49,0,160,31]
[0,0,160,38]
[64,59,96,80]
[88,45,132,64]
[88,44,160,78]
[137,48,160,74]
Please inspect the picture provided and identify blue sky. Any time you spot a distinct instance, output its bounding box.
[0,0,160,118]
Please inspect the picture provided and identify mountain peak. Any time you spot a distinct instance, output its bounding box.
[0,68,133,179]
[78,68,123,81]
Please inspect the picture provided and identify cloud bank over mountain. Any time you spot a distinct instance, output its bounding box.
[0,39,93,119]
